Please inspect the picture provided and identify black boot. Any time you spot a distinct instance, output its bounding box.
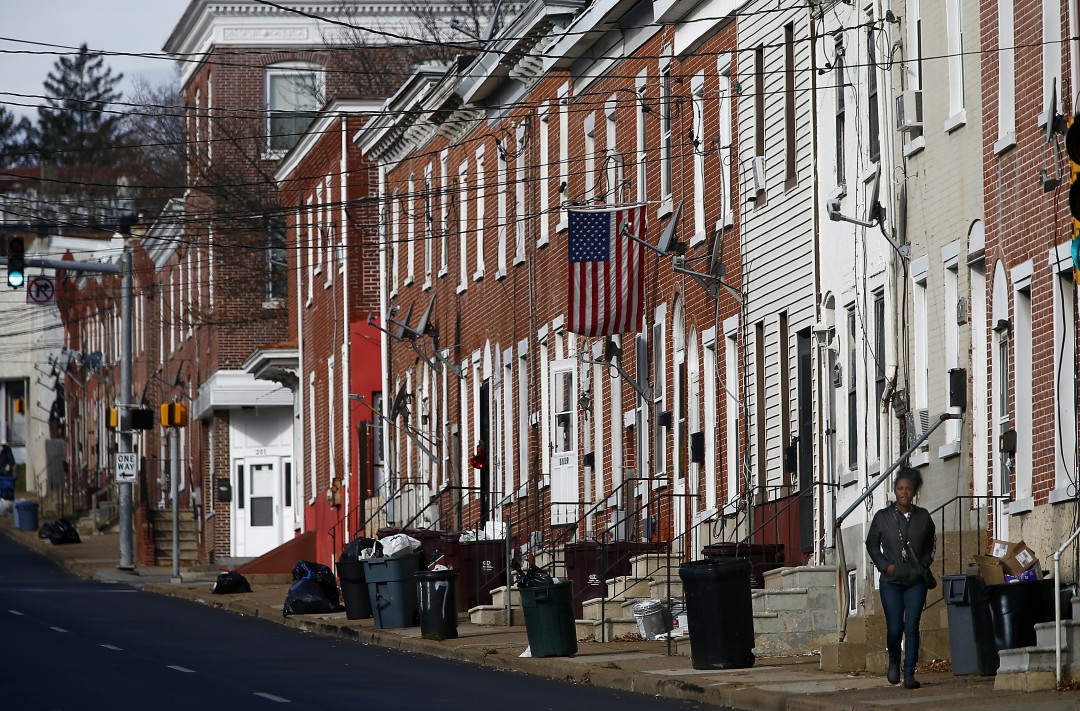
[903,675,920,689]
[886,652,901,685]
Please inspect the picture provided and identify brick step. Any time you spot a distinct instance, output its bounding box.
[468,604,523,626]
[575,616,640,642]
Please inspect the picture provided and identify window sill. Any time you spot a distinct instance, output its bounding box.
[539,474,550,490]
[556,219,567,234]
[909,450,930,468]
[422,279,432,291]
[513,255,525,267]
[944,110,967,134]
[537,236,550,250]
[495,269,507,281]
[657,198,673,220]
[324,279,333,290]
[902,136,925,157]
[690,230,706,249]
[838,470,858,487]
[937,440,961,460]
[404,275,414,287]
[1050,487,1077,505]
[829,184,847,202]
[456,283,467,295]
[262,299,284,310]
[994,133,1017,156]
[652,475,668,490]
[438,268,448,279]
[1008,497,1033,516]
[473,270,485,282]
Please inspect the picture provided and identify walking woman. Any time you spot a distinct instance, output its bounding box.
[865,468,936,689]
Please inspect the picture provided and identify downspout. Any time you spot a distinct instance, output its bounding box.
[340,115,352,534]
[808,7,825,565]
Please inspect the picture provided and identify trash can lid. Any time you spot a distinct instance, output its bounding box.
[632,599,664,615]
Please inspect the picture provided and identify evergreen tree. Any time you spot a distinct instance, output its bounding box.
[0,106,32,167]
[34,44,124,168]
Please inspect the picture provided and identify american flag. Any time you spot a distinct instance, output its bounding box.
[567,205,646,336]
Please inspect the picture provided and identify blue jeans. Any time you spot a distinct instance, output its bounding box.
[879,579,928,677]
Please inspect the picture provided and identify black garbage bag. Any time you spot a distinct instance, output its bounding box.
[283,578,341,617]
[40,519,81,545]
[211,570,252,594]
[291,560,340,606]
[512,557,554,589]
[340,537,378,563]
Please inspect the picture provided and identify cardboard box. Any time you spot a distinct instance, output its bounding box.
[974,555,1007,585]
[989,539,1040,575]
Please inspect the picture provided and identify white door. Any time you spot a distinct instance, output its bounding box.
[238,458,280,556]
[550,361,578,525]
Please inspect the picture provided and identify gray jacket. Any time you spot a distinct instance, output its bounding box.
[865,504,936,585]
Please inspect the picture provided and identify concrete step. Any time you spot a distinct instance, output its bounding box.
[581,596,630,621]
[773,565,839,590]
[605,575,653,599]
[648,577,683,600]
[1034,618,1080,649]
[630,553,681,580]
[996,645,1061,676]
[751,587,808,613]
[489,585,520,608]
[842,612,886,646]
[468,604,523,626]
[820,639,869,672]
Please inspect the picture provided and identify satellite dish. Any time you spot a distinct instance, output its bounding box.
[656,200,684,255]
[391,301,415,342]
[863,164,880,225]
[389,383,410,420]
[412,293,435,338]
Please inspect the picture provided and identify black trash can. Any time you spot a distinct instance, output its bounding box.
[987,579,1072,650]
[679,558,755,670]
[416,568,459,640]
[942,575,998,675]
[519,581,578,657]
[337,560,372,620]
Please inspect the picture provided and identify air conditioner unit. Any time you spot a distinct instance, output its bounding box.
[896,90,924,132]
[751,155,766,194]
[915,407,931,451]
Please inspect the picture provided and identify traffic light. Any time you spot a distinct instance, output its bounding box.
[1067,117,1080,282]
[6,236,24,288]
[107,407,120,430]
[13,398,25,415]
[160,401,188,428]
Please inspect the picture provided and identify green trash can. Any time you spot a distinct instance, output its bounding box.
[519,581,577,657]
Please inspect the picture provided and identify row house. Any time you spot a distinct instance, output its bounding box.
[358,0,751,559]
[271,99,385,565]
[979,0,1080,574]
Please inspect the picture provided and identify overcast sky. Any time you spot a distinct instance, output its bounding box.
[1,0,193,120]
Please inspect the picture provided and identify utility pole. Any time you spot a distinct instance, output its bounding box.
[2,245,135,570]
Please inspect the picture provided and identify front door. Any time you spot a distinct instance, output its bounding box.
[550,361,578,525]
[236,458,280,557]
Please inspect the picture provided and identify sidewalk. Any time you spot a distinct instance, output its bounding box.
[3,517,1076,711]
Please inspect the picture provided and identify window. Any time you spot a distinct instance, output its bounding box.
[390,191,400,294]
[784,23,796,186]
[1042,0,1060,123]
[847,306,858,469]
[474,146,485,280]
[514,125,526,264]
[458,160,468,291]
[913,264,929,456]
[997,0,1015,143]
[424,164,433,286]
[718,56,734,225]
[1014,281,1032,502]
[265,63,321,154]
[724,325,739,505]
[584,114,596,200]
[944,251,961,446]
[692,74,706,241]
[946,0,965,120]
[867,26,880,163]
[558,85,569,229]
[439,150,449,275]
[754,46,765,158]
[406,174,415,283]
[636,71,648,203]
[538,104,550,247]
[834,39,846,186]
[267,218,287,302]
[496,141,507,276]
[970,260,988,498]
[873,291,885,459]
[660,55,673,200]
[605,98,618,202]
[1054,268,1076,493]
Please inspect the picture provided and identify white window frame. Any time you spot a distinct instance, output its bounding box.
[997,0,1016,150]
[911,257,930,465]
[514,125,527,265]
[718,55,734,227]
[1051,248,1077,498]
[659,51,673,206]
[406,174,415,285]
[474,145,486,281]
[557,83,569,232]
[457,160,469,293]
[945,0,966,128]
[496,141,508,278]
[691,72,706,246]
[264,61,322,157]
[583,113,596,201]
[1012,265,1033,507]
[538,104,551,248]
[942,243,962,450]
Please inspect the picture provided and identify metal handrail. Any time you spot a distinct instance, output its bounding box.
[1054,523,1080,685]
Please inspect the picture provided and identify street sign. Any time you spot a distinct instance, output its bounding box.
[115,452,138,483]
[26,276,56,305]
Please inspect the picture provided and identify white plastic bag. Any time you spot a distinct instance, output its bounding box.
[380,532,421,557]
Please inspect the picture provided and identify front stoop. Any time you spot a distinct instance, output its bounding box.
[988,594,1080,690]
[993,670,1058,692]
[750,566,840,658]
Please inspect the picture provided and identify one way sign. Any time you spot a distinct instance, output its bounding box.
[115,452,137,483]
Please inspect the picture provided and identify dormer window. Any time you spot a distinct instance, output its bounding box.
[265,62,322,154]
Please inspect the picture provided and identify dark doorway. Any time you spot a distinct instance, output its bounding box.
[479,380,491,525]
[797,330,814,554]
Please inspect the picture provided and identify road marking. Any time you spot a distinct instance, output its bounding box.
[253,692,291,703]
[9,610,23,616]
[167,665,195,673]
[50,626,68,633]
[100,644,123,651]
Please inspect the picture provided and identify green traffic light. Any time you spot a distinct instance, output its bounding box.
[7,271,24,288]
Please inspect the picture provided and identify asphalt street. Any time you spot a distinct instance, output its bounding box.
[0,535,715,710]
